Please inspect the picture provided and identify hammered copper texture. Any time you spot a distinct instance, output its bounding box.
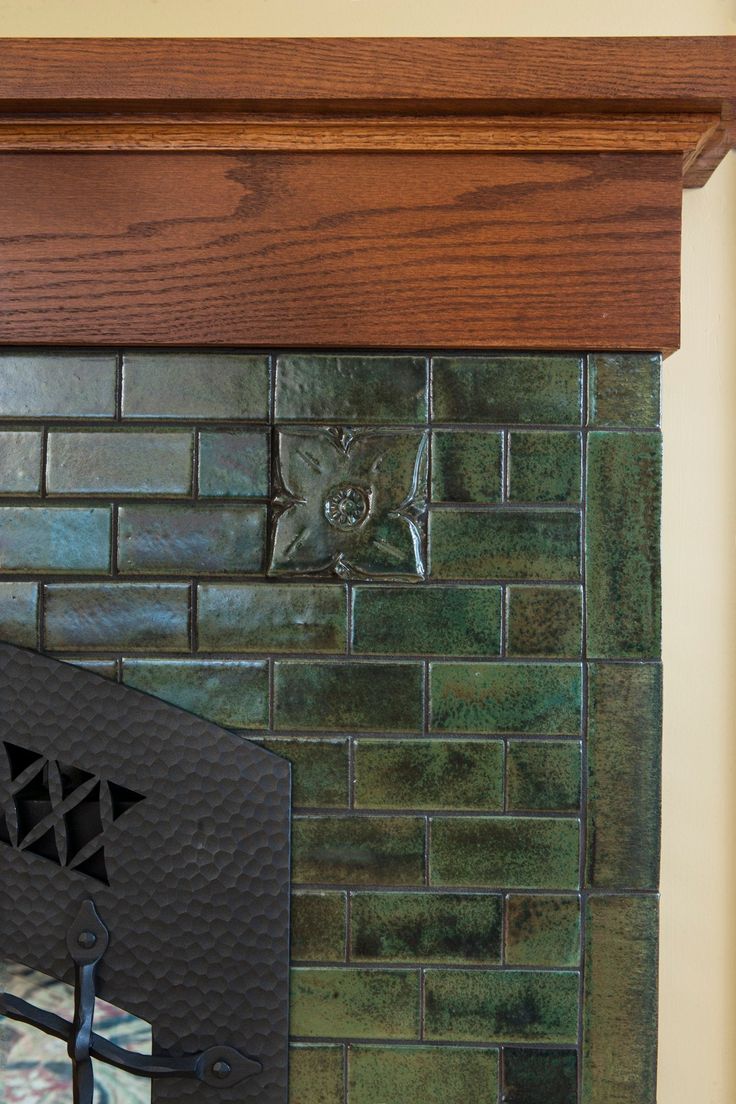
[0,643,291,1104]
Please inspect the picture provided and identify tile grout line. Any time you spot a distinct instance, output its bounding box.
[577,353,591,1102]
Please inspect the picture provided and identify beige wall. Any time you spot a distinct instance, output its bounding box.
[1,2,734,1100]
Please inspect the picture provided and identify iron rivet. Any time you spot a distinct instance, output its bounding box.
[212,1060,232,1079]
[77,930,97,949]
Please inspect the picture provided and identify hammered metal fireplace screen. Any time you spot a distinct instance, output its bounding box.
[0,643,292,1104]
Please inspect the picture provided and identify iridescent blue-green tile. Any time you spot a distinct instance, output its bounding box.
[43,583,189,652]
[351,891,502,964]
[430,816,580,890]
[506,895,581,967]
[122,658,268,729]
[261,738,349,808]
[429,509,580,580]
[274,661,424,733]
[292,816,425,885]
[289,1044,344,1104]
[354,739,503,811]
[198,429,269,497]
[506,585,583,658]
[58,657,118,679]
[507,740,582,813]
[0,507,110,573]
[198,583,346,653]
[0,352,117,418]
[503,1047,578,1104]
[0,431,42,494]
[275,355,427,423]
[432,356,582,425]
[588,354,661,428]
[46,430,193,495]
[348,1044,499,1104]
[351,585,501,657]
[122,353,270,420]
[117,504,266,574]
[424,968,579,1043]
[0,582,38,647]
[507,431,581,504]
[291,891,347,962]
[430,430,502,503]
[290,967,420,1038]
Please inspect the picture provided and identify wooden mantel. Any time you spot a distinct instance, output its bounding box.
[0,36,733,351]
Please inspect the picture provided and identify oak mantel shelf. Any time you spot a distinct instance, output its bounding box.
[0,37,733,185]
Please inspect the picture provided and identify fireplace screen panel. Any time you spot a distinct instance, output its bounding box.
[0,349,662,1104]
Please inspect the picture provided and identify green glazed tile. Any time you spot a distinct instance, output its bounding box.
[0,431,42,494]
[586,663,661,889]
[59,657,118,678]
[507,741,581,813]
[46,430,193,495]
[586,431,661,658]
[261,738,349,808]
[0,507,110,573]
[506,895,581,966]
[354,739,503,811]
[507,431,581,503]
[431,431,502,503]
[503,1048,578,1104]
[291,891,347,961]
[588,354,661,428]
[583,895,658,1104]
[289,1044,343,1104]
[290,967,420,1038]
[348,1044,499,1104]
[432,356,582,425]
[269,427,427,580]
[424,968,579,1043]
[350,891,502,964]
[198,583,346,654]
[275,355,427,423]
[292,816,425,885]
[122,353,269,419]
[274,662,424,733]
[507,586,583,658]
[0,582,38,647]
[429,509,580,580]
[44,583,190,652]
[117,504,266,574]
[430,817,580,890]
[351,585,501,657]
[0,352,116,418]
[430,663,582,735]
[122,658,268,729]
[198,429,269,497]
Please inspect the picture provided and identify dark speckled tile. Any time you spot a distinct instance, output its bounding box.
[429,509,581,581]
[261,737,349,808]
[291,891,346,962]
[506,895,581,967]
[432,356,582,425]
[351,892,502,964]
[354,739,503,811]
[274,661,424,733]
[588,354,661,428]
[275,355,428,423]
[430,817,580,890]
[198,428,269,497]
[508,431,581,504]
[431,430,502,502]
[351,585,501,657]
[507,586,583,658]
[292,816,425,886]
[348,1044,499,1104]
[290,967,420,1039]
[289,1044,344,1104]
[198,583,347,654]
[503,1048,578,1104]
[430,662,582,735]
[507,740,582,813]
[43,583,189,652]
[122,658,269,729]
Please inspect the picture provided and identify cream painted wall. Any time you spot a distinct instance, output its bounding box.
[0,2,733,1101]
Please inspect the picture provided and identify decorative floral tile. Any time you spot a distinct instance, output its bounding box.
[269,427,428,579]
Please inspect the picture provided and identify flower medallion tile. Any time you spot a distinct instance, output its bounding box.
[269,427,428,579]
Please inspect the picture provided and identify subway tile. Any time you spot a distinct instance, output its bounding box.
[351,585,501,658]
[502,1048,578,1104]
[289,1044,344,1104]
[274,661,424,733]
[507,585,583,658]
[430,663,582,736]
[424,968,579,1044]
[586,431,661,658]
[0,352,116,418]
[44,583,189,652]
[588,353,661,428]
[292,816,425,886]
[0,431,42,494]
[348,1044,499,1104]
[121,353,269,419]
[583,895,658,1104]
[507,741,582,813]
[46,430,193,495]
[432,356,582,425]
[354,739,504,811]
[0,581,38,647]
[430,817,580,890]
[122,658,268,729]
[586,663,661,890]
[275,355,427,423]
[261,738,349,808]
[291,891,347,962]
[59,657,118,679]
[0,507,110,573]
[117,504,266,574]
[507,431,581,503]
[198,583,346,654]
[350,892,502,964]
[506,895,581,967]
[430,430,502,503]
[290,967,420,1038]
[198,429,269,497]
[429,509,580,580]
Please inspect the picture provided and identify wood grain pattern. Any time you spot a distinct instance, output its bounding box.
[0,151,682,352]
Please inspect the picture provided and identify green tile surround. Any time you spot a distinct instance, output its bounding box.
[0,350,662,1104]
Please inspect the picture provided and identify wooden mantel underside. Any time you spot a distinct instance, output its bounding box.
[0,37,733,351]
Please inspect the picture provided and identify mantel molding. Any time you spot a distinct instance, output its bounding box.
[0,37,733,186]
